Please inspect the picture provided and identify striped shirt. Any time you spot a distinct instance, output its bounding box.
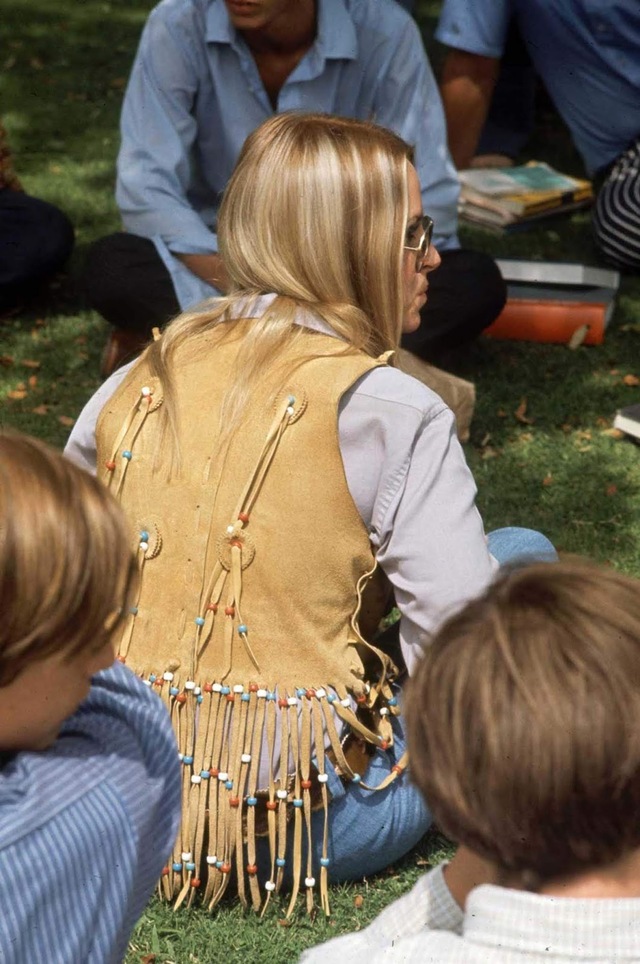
[0,662,181,964]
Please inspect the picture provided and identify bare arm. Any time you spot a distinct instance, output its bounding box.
[440,50,500,170]
[175,252,230,294]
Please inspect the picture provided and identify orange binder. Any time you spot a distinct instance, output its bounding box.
[485,298,609,345]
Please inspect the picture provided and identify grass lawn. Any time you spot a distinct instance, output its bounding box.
[2,0,640,960]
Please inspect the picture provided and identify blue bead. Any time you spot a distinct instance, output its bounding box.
[122,450,132,460]
[195,616,205,627]
[129,606,138,616]
[186,862,196,872]
[215,860,223,869]
[320,857,330,868]
[388,697,398,707]
[237,624,247,634]
[221,685,230,695]
[200,770,210,779]
[183,755,194,765]
[266,691,276,701]
[172,862,182,872]
[276,857,286,868]
[241,693,250,702]
[140,530,149,542]
[148,674,156,682]
[247,796,258,806]
[225,780,233,790]
[296,688,306,698]
[326,693,336,703]
[197,694,203,704]
[352,773,361,783]
[293,798,303,808]
[287,395,295,405]
[169,686,179,696]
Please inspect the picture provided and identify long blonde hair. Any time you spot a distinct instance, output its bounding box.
[146,113,413,453]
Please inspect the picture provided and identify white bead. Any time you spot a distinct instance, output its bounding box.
[206,855,217,866]
[185,680,196,691]
[365,683,371,694]
[226,525,235,534]
[315,688,326,699]
[380,707,389,716]
[233,684,244,694]
[218,771,229,782]
[305,876,315,888]
[178,752,184,761]
[191,775,202,785]
[341,698,351,707]
[181,851,192,861]
[264,880,276,892]
[139,541,149,552]
[163,671,174,681]
[194,686,202,696]
[286,406,294,415]
[142,679,152,687]
[141,386,151,396]
[241,753,251,764]
[317,773,329,784]
[212,682,222,693]
[257,688,267,698]
[276,789,288,800]
[287,696,297,707]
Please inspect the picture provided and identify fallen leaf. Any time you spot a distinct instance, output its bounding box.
[0,355,14,367]
[140,956,157,964]
[354,894,364,909]
[277,919,292,928]
[561,423,573,434]
[21,359,41,369]
[32,404,49,415]
[576,430,592,442]
[595,416,609,428]
[58,415,75,427]
[7,389,27,400]
[28,374,38,388]
[568,324,589,350]
[609,369,620,376]
[481,445,499,460]
[606,484,618,496]
[514,397,534,425]
[623,374,640,386]
[604,428,625,439]
[542,474,553,486]
[620,323,640,333]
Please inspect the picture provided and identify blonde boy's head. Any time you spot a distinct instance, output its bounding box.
[407,559,640,884]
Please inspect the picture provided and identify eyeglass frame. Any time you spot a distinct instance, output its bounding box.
[403,214,434,272]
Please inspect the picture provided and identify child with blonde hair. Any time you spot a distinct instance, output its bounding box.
[0,431,180,963]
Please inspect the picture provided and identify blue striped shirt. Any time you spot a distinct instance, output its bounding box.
[0,662,181,963]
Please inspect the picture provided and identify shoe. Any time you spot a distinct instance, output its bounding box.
[101,327,149,378]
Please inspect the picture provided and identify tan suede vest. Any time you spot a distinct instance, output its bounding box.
[96,325,403,915]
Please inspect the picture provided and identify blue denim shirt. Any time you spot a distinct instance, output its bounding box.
[437,0,640,177]
[117,0,460,310]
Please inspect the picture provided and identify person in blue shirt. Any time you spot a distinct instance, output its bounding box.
[0,430,181,964]
[436,0,640,271]
[83,0,506,376]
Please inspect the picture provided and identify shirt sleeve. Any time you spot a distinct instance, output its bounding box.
[300,863,463,962]
[370,16,460,250]
[0,663,180,964]
[116,8,219,254]
[64,363,135,474]
[435,0,512,58]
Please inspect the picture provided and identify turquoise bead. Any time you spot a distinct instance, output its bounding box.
[241,693,250,702]
[237,624,247,634]
[122,450,132,460]
[225,780,233,790]
[200,770,210,779]
[140,530,149,542]
[276,857,286,868]
[183,755,194,765]
[195,616,205,627]
[293,798,303,808]
[247,796,258,806]
[169,686,179,696]
[320,857,330,868]
[221,685,230,695]
[172,862,182,872]
[186,862,196,872]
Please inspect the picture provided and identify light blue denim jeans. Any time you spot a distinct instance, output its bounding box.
[298,526,556,882]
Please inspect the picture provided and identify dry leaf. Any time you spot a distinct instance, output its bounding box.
[595,416,609,428]
[58,415,75,427]
[606,484,618,496]
[21,359,41,369]
[0,355,14,367]
[542,474,553,486]
[481,445,499,460]
[620,323,640,333]
[277,918,292,928]
[623,374,640,386]
[561,423,573,434]
[609,369,620,376]
[568,324,589,350]
[140,956,157,964]
[7,389,27,400]
[354,894,364,909]
[604,428,625,439]
[28,374,38,388]
[514,398,534,425]
[32,404,49,415]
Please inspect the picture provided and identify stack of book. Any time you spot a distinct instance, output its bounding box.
[458,161,593,233]
[485,260,621,345]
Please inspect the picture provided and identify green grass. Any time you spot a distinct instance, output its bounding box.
[2,0,640,960]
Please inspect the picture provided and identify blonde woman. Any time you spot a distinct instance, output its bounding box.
[67,113,554,915]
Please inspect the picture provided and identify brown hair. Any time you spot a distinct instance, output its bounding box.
[0,431,138,685]
[406,558,640,883]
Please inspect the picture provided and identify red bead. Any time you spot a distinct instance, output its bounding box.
[392,764,403,774]
[105,460,116,471]
[116,655,126,663]
[154,678,163,687]
[266,801,277,811]
[356,694,367,704]
[229,797,240,808]
[230,538,243,549]
[305,689,316,700]
[246,864,258,876]
[220,863,232,874]
[238,513,250,523]
[226,693,235,703]
[203,682,213,693]
[210,767,219,777]
[301,779,312,790]
[278,697,288,709]
[224,606,235,617]
[161,866,170,876]
[379,740,390,751]
[206,603,218,613]
[191,878,201,887]
[249,683,259,693]
[176,693,187,704]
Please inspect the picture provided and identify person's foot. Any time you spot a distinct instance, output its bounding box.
[101,327,149,378]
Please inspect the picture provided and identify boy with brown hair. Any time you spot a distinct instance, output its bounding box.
[303,559,640,961]
[0,431,181,963]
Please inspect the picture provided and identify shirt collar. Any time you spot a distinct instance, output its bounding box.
[205,0,358,61]
[465,884,640,958]
[229,292,340,338]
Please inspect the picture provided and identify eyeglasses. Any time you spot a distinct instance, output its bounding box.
[404,214,434,271]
